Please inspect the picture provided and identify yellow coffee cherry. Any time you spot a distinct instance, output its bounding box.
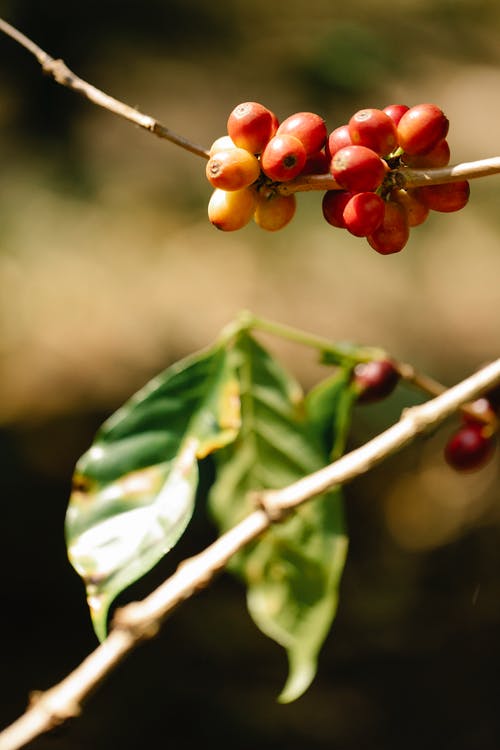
[209,135,237,156]
[206,147,261,191]
[208,187,257,231]
[253,193,296,231]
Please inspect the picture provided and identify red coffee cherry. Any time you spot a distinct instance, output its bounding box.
[253,193,296,231]
[206,147,261,191]
[390,188,430,227]
[342,192,385,237]
[300,149,330,175]
[276,111,327,155]
[416,180,470,213]
[401,139,450,168]
[396,103,449,155]
[330,145,388,192]
[260,134,307,182]
[367,200,409,255]
[326,125,352,159]
[382,103,410,127]
[353,359,401,403]
[227,101,278,154]
[348,108,398,156]
[322,190,353,228]
[444,423,496,472]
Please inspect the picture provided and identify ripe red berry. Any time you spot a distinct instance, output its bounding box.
[276,111,327,155]
[416,180,470,213]
[444,423,496,472]
[353,359,401,403]
[206,147,261,191]
[367,200,409,255]
[326,125,352,159]
[382,103,410,127]
[260,134,307,182]
[322,190,353,228]
[401,139,450,168]
[342,192,385,237]
[390,188,430,227]
[396,103,449,155]
[348,108,398,156]
[227,101,278,154]
[330,145,387,193]
[300,149,330,175]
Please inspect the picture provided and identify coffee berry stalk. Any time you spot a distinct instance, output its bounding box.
[205,100,471,250]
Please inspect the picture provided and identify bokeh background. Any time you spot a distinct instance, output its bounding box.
[1,1,500,748]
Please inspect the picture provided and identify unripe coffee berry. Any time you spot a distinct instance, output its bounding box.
[208,187,256,231]
[206,147,261,191]
[254,193,296,231]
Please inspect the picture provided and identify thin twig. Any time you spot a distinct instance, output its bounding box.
[3,18,500,188]
[1,358,499,750]
[0,17,210,159]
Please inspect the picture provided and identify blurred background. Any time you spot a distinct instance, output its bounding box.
[1,1,500,747]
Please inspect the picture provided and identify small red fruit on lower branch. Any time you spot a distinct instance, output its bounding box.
[396,103,449,155]
[382,103,410,127]
[348,108,398,156]
[353,359,401,403]
[342,192,385,237]
[416,180,470,213]
[444,423,496,472]
[260,134,307,182]
[322,190,353,228]
[367,200,409,254]
[253,193,296,231]
[277,111,327,155]
[206,147,261,191]
[227,101,278,154]
[208,187,256,231]
[330,145,387,192]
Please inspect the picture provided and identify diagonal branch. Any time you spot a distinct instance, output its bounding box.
[0,17,210,159]
[1,357,499,750]
[2,18,500,190]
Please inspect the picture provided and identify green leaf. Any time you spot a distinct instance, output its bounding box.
[66,342,241,640]
[209,333,353,702]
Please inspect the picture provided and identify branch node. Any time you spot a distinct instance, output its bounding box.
[251,489,289,523]
[28,689,81,728]
[112,602,160,642]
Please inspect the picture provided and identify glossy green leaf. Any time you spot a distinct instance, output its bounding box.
[66,342,241,640]
[209,333,354,702]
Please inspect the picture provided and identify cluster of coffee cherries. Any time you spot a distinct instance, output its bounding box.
[205,101,470,252]
[352,359,498,472]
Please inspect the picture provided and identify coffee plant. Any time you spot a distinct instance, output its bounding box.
[0,14,499,750]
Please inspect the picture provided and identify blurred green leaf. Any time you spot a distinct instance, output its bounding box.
[209,332,353,702]
[66,342,241,640]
